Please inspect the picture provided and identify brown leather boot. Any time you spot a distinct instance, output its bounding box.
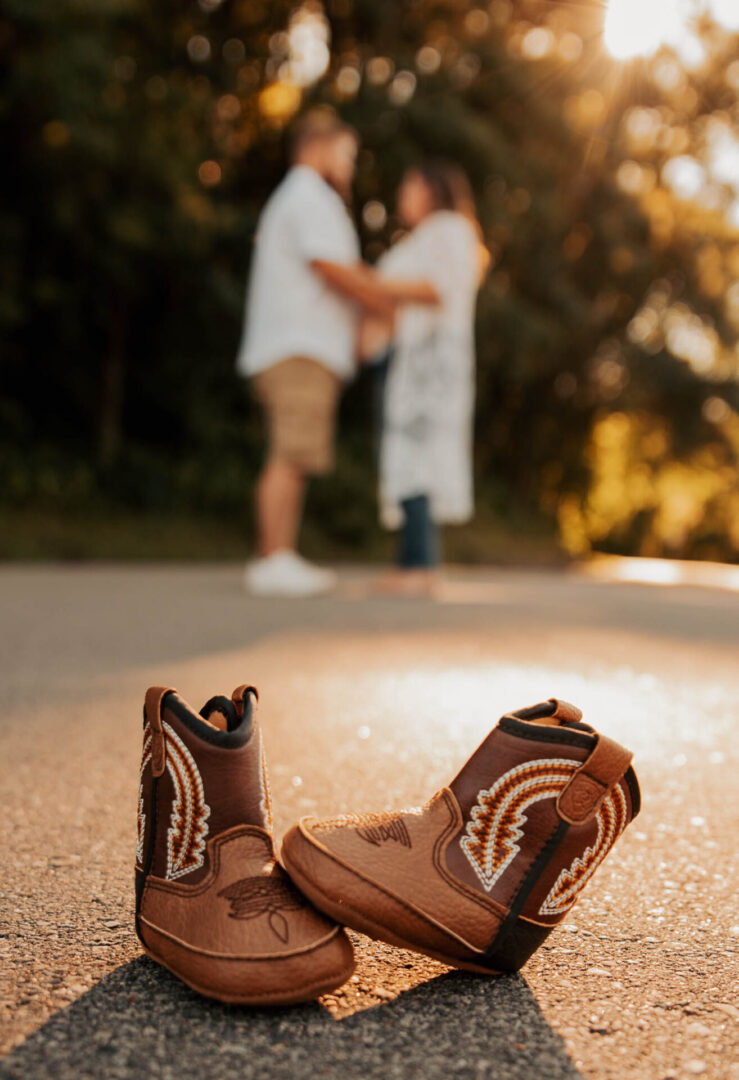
[135,684,354,1004]
[282,698,640,974]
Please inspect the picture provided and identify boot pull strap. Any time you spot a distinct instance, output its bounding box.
[231,684,259,718]
[548,698,583,724]
[144,686,175,778]
[556,733,633,825]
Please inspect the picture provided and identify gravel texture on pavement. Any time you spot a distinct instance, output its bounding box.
[0,563,737,1080]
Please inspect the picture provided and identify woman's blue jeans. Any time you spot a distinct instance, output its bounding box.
[398,494,439,569]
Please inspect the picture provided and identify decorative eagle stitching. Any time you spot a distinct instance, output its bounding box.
[315,808,418,849]
[218,876,303,942]
[356,817,412,849]
[136,721,211,880]
[538,783,627,916]
[135,727,152,867]
[257,728,274,833]
[460,758,579,892]
[162,722,211,880]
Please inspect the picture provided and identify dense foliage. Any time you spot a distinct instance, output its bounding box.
[2,0,738,559]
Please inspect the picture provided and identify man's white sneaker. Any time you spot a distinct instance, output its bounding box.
[244,550,337,598]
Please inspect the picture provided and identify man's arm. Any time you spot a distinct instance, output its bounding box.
[312,260,440,314]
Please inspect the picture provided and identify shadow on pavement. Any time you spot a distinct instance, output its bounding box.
[0,956,582,1080]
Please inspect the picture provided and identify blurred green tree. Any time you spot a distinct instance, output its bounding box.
[1,0,737,559]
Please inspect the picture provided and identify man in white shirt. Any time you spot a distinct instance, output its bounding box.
[238,109,436,598]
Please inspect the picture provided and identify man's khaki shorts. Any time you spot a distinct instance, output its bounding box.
[252,357,342,476]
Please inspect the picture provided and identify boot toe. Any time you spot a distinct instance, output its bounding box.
[139,917,354,1005]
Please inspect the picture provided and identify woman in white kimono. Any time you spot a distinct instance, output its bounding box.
[362,161,486,595]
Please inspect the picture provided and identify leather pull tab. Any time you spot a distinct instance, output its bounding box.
[231,684,259,718]
[145,686,175,778]
[548,698,583,724]
[557,733,633,825]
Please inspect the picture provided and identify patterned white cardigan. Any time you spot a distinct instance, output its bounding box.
[378,211,479,528]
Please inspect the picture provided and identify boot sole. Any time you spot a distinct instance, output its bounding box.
[282,824,501,976]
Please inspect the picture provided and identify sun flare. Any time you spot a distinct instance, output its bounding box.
[604,0,688,60]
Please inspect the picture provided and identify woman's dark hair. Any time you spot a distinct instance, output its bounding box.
[410,159,478,224]
[410,159,489,278]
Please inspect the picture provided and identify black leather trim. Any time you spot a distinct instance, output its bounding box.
[624,765,641,819]
[478,818,568,971]
[499,715,595,749]
[200,694,239,731]
[135,772,159,943]
[480,916,554,974]
[164,691,254,748]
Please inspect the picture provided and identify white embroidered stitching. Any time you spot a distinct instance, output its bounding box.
[460,758,578,892]
[538,784,627,916]
[135,729,152,866]
[257,728,273,833]
[161,721,211,880]
[137,721,211,880]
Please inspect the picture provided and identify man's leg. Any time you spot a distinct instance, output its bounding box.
[246,359,338,595]
[256,457,306,557]
[255,358,339,557]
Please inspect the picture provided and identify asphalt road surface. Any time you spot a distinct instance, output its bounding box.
[1,562,738,1080]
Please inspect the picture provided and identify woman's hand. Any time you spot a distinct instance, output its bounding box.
[358,312,395,363]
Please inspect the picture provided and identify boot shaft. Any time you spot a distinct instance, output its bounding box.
[281,696,640,975]
[447,698,640,960]
[133,684,355,1004]
[136,685,272,896]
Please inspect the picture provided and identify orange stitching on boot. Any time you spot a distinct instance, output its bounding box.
[138,720,212,880]
[162,722,211,880]
[539,783,627,916]
[314,808,419,848]
[257,728,274,833]
[460,759,578,892]
[136,728,153,867]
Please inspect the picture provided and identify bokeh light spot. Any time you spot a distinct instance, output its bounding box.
[366,56,394,85]
[558,33,583,62]
[187,35,211,64]
[42,120,69,148]
[258,81,301,121]
[286,4,330,87]
[336,66,361,96]
[464,9,489,37]
[522,27,554,61]
[662,156,705,201]
[145,75,167,102]
[216,94,241,121]
[702,397,730,424]
[198,160,222,187]
[223,39,246,64]
[708,0,739,32]
[362,200,387,231]
[113,56,137,82]
[388,70,417,106]
[416,46,441,75]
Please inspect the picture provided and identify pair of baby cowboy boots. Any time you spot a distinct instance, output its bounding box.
[135,684,639,1004]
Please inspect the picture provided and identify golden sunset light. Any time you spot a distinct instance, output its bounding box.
[605,0,739,60]
[604,0,683,60]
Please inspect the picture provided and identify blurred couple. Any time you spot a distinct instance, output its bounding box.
[237,108,486,598]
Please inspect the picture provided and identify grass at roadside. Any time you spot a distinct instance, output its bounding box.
[0,506,566,565]
[0,510,250,561]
